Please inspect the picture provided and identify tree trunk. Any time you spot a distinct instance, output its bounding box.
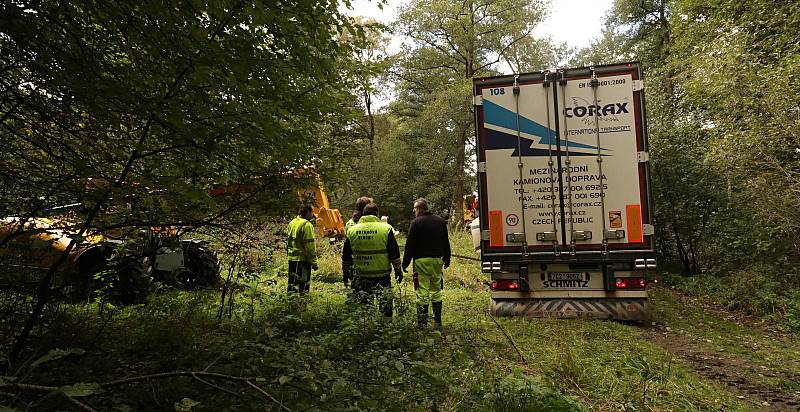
[363,87,375,156]
[450,125,469,229]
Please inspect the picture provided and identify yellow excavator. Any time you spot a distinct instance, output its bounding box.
[208,166,345,239]
[0,212,155,304]
[1,204,221,304]
[292,167,345,239]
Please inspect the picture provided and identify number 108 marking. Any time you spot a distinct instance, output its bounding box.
[489,88,505,95]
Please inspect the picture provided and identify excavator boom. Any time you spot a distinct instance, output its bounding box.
[296,173,345,239]
[208,167,345,239]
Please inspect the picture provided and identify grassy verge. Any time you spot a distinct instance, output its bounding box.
[650,286,800,395]
[662,269,800,332]
[447,289,750,411]
[1,232,753,411]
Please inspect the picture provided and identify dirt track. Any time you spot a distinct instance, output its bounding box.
[644,292,800,411]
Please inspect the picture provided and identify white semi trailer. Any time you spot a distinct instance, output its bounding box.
[472,62,656,320]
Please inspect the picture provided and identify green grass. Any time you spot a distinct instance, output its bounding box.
[441,287,748,411]
[663,269,800,332]
[651,287,800,394]
[1,232,759,411]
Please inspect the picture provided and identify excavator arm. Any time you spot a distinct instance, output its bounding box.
[295,171,345,239]
[208,167,345,239]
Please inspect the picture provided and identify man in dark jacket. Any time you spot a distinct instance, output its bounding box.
[402,198,451,328]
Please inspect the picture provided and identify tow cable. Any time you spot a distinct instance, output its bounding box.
[397,243,480,262]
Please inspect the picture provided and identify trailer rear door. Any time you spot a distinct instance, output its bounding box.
[474,63,653,256]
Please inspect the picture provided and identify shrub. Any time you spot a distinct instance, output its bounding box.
[665,266,800,331]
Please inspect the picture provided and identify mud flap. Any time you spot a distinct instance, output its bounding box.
[491,298,650,321]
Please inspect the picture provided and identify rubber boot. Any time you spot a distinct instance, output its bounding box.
[383,299,393,319]
[432,301,443,329]
[417,305,429,328]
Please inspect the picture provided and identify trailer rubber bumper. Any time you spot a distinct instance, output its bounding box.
[491,298,650,321]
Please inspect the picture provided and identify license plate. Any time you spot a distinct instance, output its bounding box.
[547,272,584,281]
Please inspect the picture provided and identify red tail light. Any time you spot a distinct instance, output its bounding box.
[491,279,519,291]
[615,277,647,289]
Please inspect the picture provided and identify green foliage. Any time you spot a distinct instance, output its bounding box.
[569,28,632,67]
[672,0,800,262]
[174,398,200,412]
[0,0,359,222]
[313,239,346,284]
[382,0,556,225]
[214,218,286,321]
[0,0,368,269]
[476,369,586,411]
[646,73,726,275]
[606,0,673,65]
[59,382,101,398]
[665,268,800,331]
[30,347,86,370]
[576,0,800,281]
[2,232,759,411]
[310,17,397,222]
[0,0,369,354]
[330,115,428,230]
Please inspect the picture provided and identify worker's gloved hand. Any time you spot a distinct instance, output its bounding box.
[394,267,403,284]
[311,263,319,271]
[343,269,352,287]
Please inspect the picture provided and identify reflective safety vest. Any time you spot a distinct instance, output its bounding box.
[287,216,317,265]
[345,217,358,236]
[347,215,392,278]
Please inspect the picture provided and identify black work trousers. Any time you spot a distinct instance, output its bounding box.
[350,275,393,317]
[287,260,311,295]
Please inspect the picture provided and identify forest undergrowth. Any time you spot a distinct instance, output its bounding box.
[4,232,796,411]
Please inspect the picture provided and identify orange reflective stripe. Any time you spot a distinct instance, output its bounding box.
[489,210,504,247]
[626,205,643,243]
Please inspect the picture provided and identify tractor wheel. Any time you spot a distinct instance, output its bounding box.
[67,246,112,303]
[180,239,221,289]
[108,255,152,305]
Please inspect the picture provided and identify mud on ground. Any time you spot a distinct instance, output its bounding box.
[644,290,800,411]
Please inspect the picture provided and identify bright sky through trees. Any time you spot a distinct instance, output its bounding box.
[532,0,614,47]
[340,0,614,108]
[343,0,614,48]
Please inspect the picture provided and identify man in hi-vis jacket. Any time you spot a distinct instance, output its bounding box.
[342,202,402,317]
[286,205,318,295]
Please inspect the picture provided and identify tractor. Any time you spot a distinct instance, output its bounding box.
[0,208,220,305]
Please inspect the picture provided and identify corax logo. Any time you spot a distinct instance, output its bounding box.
[481,99,611,157]
[564,103,629,118]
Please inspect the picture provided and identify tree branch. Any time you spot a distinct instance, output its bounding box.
[1,370,297,408]
[486,312,528,365]
[191,373,240,397]
[63,393,99,412]
[246,380,292,411]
